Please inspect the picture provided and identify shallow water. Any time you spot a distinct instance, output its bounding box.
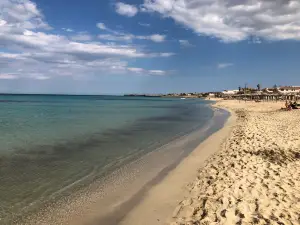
[0,95,217,223]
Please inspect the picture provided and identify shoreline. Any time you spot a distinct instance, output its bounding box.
[168,100,300,224]
[119,103,236,225]
[18,102,228,225]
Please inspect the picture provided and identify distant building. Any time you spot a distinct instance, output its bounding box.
[277,86,300,95]
[222,90,239,95]
[263,88,276,93]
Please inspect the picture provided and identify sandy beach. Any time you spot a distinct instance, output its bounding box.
[121,100,300,225]
[119,105,236,225]
[13,101,227,225]
[13,100,300,225]
[168,100,300,225]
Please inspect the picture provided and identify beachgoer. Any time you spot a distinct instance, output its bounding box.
[282,101,292,110]
[291,101,298,109]
[283,100,292,111]
[285,100,289,109]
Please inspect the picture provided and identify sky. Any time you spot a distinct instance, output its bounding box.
[1,0,300,94]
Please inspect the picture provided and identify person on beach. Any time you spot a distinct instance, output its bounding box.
[283,100,292,111]
[284,100,291,110]
[291,101,299,109]
[285,100,289,109]
[283,100,299,110]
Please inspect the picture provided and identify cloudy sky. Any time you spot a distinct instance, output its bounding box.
[1,0,300,94]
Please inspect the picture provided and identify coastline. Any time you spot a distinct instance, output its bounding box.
[21,99,300,225]
[168,100,300,225]
[119,102,236,225]
[17,101,228,225]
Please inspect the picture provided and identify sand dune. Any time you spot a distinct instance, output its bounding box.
[170,100,300,225]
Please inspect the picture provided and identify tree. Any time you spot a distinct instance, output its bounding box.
[257,84,261,91]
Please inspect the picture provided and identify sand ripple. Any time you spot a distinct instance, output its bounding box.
[170,101,300,225]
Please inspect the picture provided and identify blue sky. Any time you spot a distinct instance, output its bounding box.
[1,0,300,94]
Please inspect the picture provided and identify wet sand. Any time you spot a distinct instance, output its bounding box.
[19,100,300,225]
[17,107,229,225]
[120,100,300,225]
[119,107,236,225]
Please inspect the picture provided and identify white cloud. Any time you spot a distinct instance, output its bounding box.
[62,28,73,32]
[138,22,150,27]
[96,23,107,30]
[0,20,6,26]
[98,34,134,41]
[179,40,194,47]
[97,23,166,43]
[98,33,165,42]
[96,23,123,35]
[148,70,167,75]
[115,2,138,17]
[128,67,144,73]
[142,0,300,42]
[0,0,174,82]
[217,63,234,69]
[0,51,149,79]
[31,74,50,80]
[251,37,262,44]
[71,33,93,41]
[0,0,50,30]
[148,34,165,42]
[127,67,169,75]
[0,74,18,79]
[158,52,175,57]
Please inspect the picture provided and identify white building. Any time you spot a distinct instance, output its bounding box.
[264,88,275,93]
[277,86,300,95]
[222,90,239,95]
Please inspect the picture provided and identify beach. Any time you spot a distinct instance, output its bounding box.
[0,95,228,225]
[4,98,300,225]
[119,106,236,225]
[3,1,300,224]
[121,100,300,225]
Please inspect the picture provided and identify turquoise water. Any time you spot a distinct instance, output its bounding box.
[0,95,214,223]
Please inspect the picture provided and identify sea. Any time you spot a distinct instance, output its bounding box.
[0,95,229,224]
